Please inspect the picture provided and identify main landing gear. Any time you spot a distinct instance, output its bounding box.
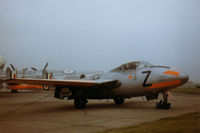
[11,89,18,93]
[114,97,124,105]
[156,92,171,109]
[74,97,125,109]
[74,97,88,109]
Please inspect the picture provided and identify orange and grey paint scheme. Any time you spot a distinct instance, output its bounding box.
[163,70,180,76]
[9,84,43,90]
[2,61,188,109]
[147,70,181,89]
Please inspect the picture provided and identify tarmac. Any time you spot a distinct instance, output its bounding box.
[0,89,200,133]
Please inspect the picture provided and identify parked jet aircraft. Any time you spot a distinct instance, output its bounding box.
[6,63,53,92]
[2,61,188,109]
[0,54,6,71]
[0,54,6,88]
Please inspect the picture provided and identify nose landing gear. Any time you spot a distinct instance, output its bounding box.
[156,92,171,109]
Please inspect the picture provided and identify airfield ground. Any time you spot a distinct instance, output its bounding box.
[0,89,200,133]
[99,112,200,133]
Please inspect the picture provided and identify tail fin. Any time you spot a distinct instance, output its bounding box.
[43,62,48,72]
[42,62,48,78]
[22,68,28,78]
[31,67,37,71]
[44,73,53,79]
[6,67,16,79]
[10,64,16,71]
[0,64,5,71]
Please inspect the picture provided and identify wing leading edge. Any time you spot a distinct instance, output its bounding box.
[3,78,121,89]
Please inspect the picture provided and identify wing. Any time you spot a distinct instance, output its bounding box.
[3,78,121,89]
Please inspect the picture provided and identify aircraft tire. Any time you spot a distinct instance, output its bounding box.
[74,98,87,109]
[11,89,18,93]
[156,101,171,109]
[114,98,124,105]
[43,86,49,91]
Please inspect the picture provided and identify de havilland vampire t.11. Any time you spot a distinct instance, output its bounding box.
[2,61,188,109]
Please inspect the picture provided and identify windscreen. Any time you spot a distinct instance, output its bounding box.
[111,61,153,71]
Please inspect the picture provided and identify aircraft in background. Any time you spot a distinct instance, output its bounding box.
[0,55,53,91]
[0,54,6,71]
[0,54,6,88]
[6,63,53,92]
[3,61,189,109]
[64,69,103,80]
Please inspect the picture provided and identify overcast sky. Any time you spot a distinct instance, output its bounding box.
[0,0,199,81]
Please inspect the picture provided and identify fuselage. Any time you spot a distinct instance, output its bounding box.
[82,61,189,99]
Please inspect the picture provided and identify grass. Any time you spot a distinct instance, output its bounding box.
[98,112,200,133]
[171,87,200,94]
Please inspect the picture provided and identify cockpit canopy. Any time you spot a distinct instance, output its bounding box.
[111,61,153,72]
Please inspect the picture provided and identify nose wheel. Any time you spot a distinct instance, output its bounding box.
[156,92,171,109]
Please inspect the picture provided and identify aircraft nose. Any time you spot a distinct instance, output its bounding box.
[179,72,189,85]
[163,68,189,86]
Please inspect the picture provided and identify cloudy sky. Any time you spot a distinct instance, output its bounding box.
[0,0,199,81]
